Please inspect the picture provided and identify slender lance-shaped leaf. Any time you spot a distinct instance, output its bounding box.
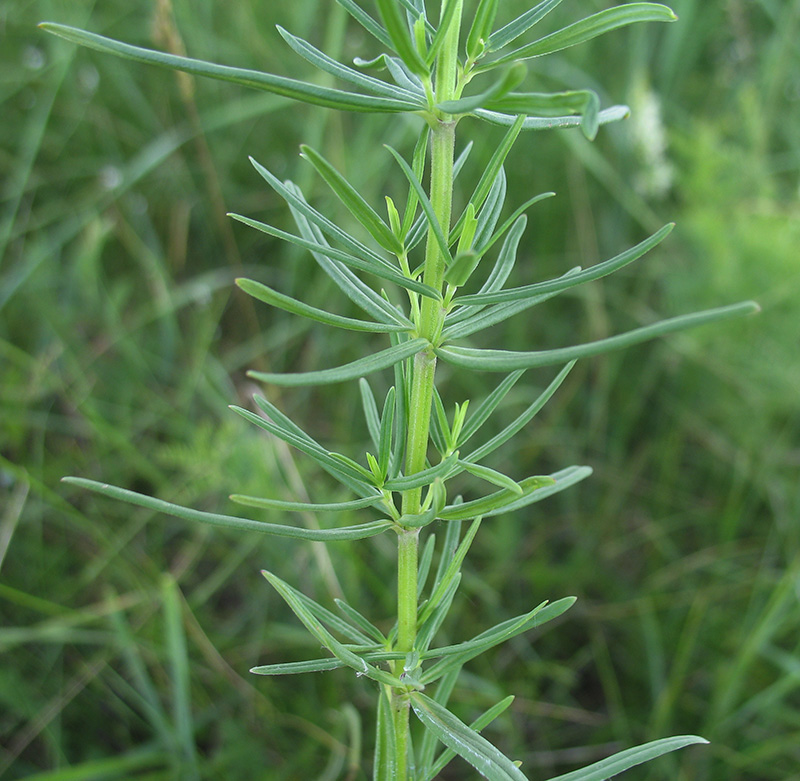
[232,402,377,496]
[475,191,555,255]
[276,26,421,102]
[300,145,405,255]
[374,686,397,781]
[456,223,674,306]
[335,0,393,48]
[236,277,409,334]
[375,0,430,76]
[459,461,522,494]
[477,4,678,70]
[425,0,461,66]
[465,361,576,462]
[360,378,382,449]
[544,736,709,781]
[466,0,499,60]
[439,475,556,521]
[486,89,600,140]
[411,693,528,781]
[249,337,429,387]
[335,599,387,644]
[384,145,453,267]
[251,658,345,675]
[230,213,439,300]
[415,573,462,653]
[262,570,404,687]
[475,103,630,132]
[451,115,525,242]
[487,0,565,51]
[437,62,526,115]
[384,451,460,492]
[458,370,524,447]
[437,301,760,373]
[39,23,422,113]
[62,478,392,541]
[229,493,383,513]
[422,696,516,781]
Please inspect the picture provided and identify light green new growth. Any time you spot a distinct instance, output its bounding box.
[46,2,756,778]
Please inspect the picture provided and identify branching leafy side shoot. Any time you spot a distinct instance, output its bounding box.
[47,2,757,778]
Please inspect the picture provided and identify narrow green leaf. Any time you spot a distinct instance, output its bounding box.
[249,337,428,387]
[439,475,555,521]
[466,0,499,60]
[480,4,678,69]
[487,0,565,51]
[431,516,462,597]
[276,26,420,102]
[474,103,630,132]
[421,597,576,683]
[437,302,760,373]
[459,461,522,494]
[415,573,462,653]
[457,370,524,447]
[230,212,439,300]
[232,401,375,492]
[411,693,527,781]
[375,0,430,75]
[402,126,430,236]
[378,387,396,477]
[423,696,516,781]
[385,145,453,266]
[251,658,345,675]
[335,0,393,48]
[419,518,481,624]
[417,533,437,598]
[384,451,459,492]
[472,168,507,250]
[437,63,526,115]
[300,145,405,255]
[229,493,383,513]
[335,599,387,644]
[475,191,556,255]
[39,23,421,113]
[374,687,397,781]
[485,90,601,140]
[451,115,525,240]
[62,478,392,541]
[236,277,408,333]
[359,378,382,450]
[444,251,481,287]
[262,570,404,687]
[544,736,708,781]
[457,223,674,306]
[464,362,576,462]
[397,480,447,529]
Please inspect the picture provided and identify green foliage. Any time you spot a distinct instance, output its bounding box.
[6,0,789,778]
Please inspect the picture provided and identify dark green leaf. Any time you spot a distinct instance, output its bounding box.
[374,687,397,780]
[236,277,408,333]
[439,475,555,521]
[479,4,678,69]
[62,478,392,541]
[475,103,630,132]
[411,693,527,781]
[459,461,522,494]
[545,736,708,781]
[336,0,393,47]
[485,89,600,140]
[251,658,344,675]
[39,23,421,113]
[466,0,499,60]
[376,0,430,75]
[385,145,453,267]
[231,212,439,300]
[300,145,405,254]
[378,387,396,477]
[249,337,428,386]
[359,378,382,450]
[437,302,760,372]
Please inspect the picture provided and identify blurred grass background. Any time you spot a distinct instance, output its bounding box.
[1,0,798,778]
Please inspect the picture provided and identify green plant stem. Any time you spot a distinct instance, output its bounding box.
[392,3,462,776]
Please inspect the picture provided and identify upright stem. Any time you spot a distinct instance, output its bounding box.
[392,2,462,777]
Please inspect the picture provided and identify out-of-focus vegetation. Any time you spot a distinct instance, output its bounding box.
[1,1,798,778]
